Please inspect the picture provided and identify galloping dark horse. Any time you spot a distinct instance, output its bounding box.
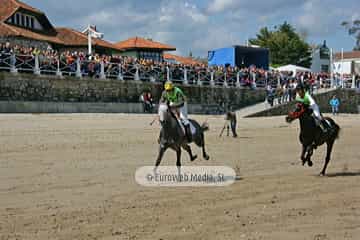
[155,104,209,170]
[286,102,340,176]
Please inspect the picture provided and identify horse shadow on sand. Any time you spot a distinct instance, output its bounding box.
[325,171,360,178]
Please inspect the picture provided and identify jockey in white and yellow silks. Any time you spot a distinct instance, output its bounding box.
[160,81,192,142]
[295,84,330,133]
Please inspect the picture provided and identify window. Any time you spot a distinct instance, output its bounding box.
[9,15,15,23]
[30,17,34,29]
[21,15,25,26]
[320,47,330,60]
[16,13,20,25]
[26,16,30,28]
[321,64,329,72]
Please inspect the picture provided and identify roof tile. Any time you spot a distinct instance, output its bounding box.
[115,37,176,51]
[334,51,360,60]
[163,53,202,65]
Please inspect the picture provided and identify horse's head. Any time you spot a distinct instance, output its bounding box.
[286,102,310,123]
[158,103,177,126]
[158,103,170,124]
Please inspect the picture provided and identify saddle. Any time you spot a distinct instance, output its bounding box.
[170,109,196,136]
[311,116,333,148]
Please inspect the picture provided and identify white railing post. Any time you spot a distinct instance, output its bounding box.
[76,58,82,78]
[56,58,62,77]
[320,77,323,88]
[183,68,188,85]
[224,72,228,87]
[117,63,124,81]
[197,72,202,86]
[100,61,106,79]
[34,55,41,75]
[210,71,215,86]
[277,75,281,87]
[352,74,356,89]
[10,53,18,74]
[135,64,140,81]
[149,66,156,82]
[236,71,241,88]
[166,66,170,82]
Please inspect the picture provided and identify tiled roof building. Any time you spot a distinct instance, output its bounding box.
[114,36,176,62]
[334,51,360,61]
[0,0,179,60]
[115,37,176,51]
[0,0,119,54]
[163,53,203,65]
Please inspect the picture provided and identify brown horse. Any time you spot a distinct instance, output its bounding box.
[286,103,340,176]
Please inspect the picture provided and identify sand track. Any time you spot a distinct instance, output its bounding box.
[0,114,359,240]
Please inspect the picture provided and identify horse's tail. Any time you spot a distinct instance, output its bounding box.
[325,117,341,140]
[201,122,209,132]
[334,123,341,140]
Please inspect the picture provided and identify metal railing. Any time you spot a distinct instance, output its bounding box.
[0,53,358,89]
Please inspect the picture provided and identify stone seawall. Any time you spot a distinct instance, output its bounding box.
[0,101,227,114]
[246,89,359,118]
[0,72,266,114]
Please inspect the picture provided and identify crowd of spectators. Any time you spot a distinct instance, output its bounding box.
[0,41,351,92]
[264,71,333,107]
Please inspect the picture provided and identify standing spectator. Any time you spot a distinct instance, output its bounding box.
[140,89,154,113]
[3,42,12,54]
[220,110,237,138]
[276,85,283,105]
[282,83,289,103]
[329,95,340,116]
[266,85,275,107]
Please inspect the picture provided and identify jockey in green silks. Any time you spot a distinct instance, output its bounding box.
[160,81,192,142]
[295,83,330,133]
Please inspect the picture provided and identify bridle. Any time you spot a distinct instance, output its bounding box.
[288,103,306,120]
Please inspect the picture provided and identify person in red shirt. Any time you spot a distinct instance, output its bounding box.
[140,89,154,113]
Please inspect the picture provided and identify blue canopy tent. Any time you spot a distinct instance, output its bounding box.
[208,45,269,70]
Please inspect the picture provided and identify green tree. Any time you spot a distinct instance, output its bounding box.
[249,22,312,68]
[341,20,360,50]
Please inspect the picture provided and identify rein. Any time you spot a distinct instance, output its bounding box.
[289,104,306,119]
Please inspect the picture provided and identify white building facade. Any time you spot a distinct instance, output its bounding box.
[333,51,360,75]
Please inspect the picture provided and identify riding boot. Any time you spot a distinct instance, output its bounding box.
[184,124,192,142]
[321,119,333,134]
[314,117,328,133]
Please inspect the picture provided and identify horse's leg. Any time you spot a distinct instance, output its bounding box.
[201,133,210,160]
[301,145,307,165]
[305,145,314,167]
[176,147,182,176]
[320,140,334,176]
[154,145,167,174]
[181,143,197,161]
